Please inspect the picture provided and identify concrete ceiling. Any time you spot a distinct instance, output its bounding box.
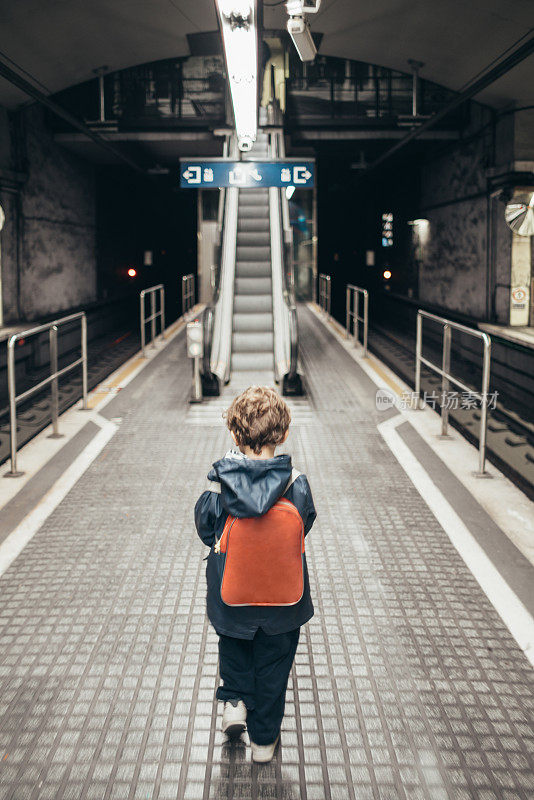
[0,0,532,110]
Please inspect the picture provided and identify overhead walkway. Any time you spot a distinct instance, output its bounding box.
[0,306,533,800]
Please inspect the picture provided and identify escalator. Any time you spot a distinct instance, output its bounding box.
[202,130,302,396]
[232,187,274,374]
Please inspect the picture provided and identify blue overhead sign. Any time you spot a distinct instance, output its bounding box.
[179,160,315,189]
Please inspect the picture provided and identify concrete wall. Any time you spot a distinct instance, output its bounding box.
[413,104,534,325]
[415,106,498,319]
[515,109,534,162]
[0,105,97,324]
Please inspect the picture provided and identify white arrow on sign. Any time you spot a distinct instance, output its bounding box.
[250,169,263,182]
[293,166,312,184]
[183,166,201,184]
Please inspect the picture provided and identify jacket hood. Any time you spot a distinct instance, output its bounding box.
[208,451,292,518]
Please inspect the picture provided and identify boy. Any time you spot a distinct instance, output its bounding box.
[194,386,316,763]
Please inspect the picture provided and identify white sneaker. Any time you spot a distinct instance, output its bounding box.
[222,699,247,737]
[250,733,280,763]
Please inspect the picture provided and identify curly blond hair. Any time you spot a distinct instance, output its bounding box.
[225,386,291,455]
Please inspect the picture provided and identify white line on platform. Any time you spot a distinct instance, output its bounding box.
[307,302,534,567]
[0,415,118,577]
[377,414,534,668]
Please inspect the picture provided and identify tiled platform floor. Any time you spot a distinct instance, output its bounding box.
[0,306,533,800]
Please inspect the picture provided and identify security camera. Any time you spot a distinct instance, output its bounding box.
[286,0,320,62]
[287,16,316,61]
[287,0,321,13]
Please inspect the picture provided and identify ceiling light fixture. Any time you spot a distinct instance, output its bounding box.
[215,0,258,151]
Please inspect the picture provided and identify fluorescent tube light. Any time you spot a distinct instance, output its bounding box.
[215,0,258,151]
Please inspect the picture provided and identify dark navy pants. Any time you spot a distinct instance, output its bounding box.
[216,627,300,745]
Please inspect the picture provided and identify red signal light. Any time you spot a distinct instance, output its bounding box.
[383,269,392,280]
[128,268,137,278]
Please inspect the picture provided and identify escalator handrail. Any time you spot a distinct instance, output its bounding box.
[204,135,238,385]
[269,130,299,381]
[209,181,239,383]
[288,304,299,379]
[202,305,214,377]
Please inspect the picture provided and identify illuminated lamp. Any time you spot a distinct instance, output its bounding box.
[128,268,137,278]
[215,0,257,151]
[383,269,392,280]
[286,185,296,200]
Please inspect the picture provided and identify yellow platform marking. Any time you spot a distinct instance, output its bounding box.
[364,358,405,397]
[87,357,145,409]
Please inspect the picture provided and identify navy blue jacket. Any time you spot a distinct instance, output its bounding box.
[194,451,316,639]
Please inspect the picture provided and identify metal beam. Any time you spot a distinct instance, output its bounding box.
[365,36,534,173]
[0,59,146,174]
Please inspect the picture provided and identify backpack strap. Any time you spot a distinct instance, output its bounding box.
[283,468,301,496]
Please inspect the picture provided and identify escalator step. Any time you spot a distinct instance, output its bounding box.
[233,312,273,332]
[239,205,270,218]
[232,332,274,352]
[235,261,271,278]
[234,295,272,313]
[240,189,269,198]
[238,217,270,232]
[238,200,269,209]
[237,245,271,262]
[232,352,273,371]
[235,277,272,295]
[237,231,270,246]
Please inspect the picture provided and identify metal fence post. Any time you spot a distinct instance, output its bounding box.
[6,339,20,477]
[346,285,369,357]
[48,325,62,439]
[81,313,88,409]
[440,323,451,437]
[363,290,368,358]
[353,291,359,345]
[140,285,165,355]
[415,312,422,409]
[160,286,166,339]
[345,286,350,338]
[479,335,492,475]
[414,309,493,475]
[140,291,146,357]
[4,312,86,478]
[150,291,156,348]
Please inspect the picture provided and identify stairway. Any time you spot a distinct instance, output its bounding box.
[231,135,274,375]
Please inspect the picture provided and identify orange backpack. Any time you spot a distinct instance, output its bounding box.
[213,470,304,607]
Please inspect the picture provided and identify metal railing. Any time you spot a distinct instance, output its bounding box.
[346,284,369,357]
[140,285,165,357]
[285,62,465,127]
[415,309,492,476]
[6,312,88,477]
[182,274,195,316]
[318,274,331,316]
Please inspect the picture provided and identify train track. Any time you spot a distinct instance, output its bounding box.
[0,328,141,469]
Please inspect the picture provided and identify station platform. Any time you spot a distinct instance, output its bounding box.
[0,305,533,800]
